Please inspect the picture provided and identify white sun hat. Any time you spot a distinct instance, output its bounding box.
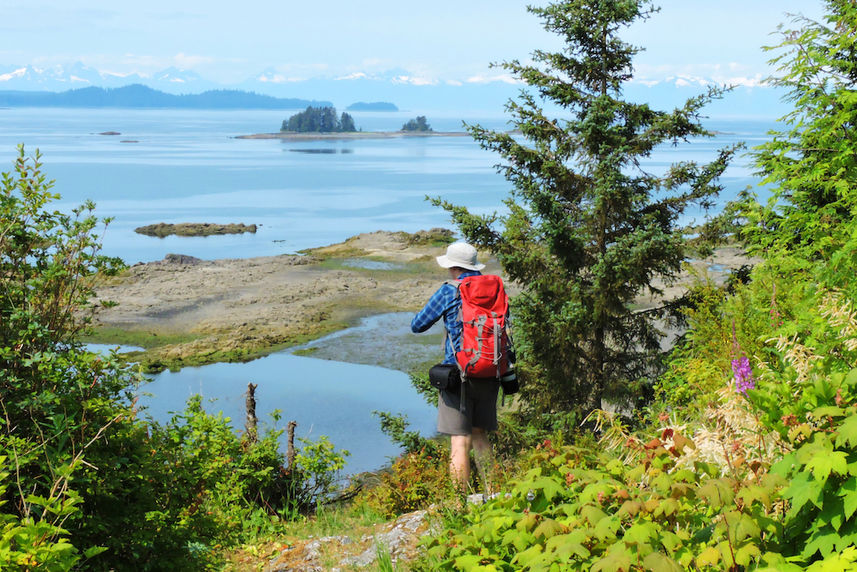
[436,242,485,271]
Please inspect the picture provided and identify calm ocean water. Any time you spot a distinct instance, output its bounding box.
[1,108,772,264]
[7,108,774,474]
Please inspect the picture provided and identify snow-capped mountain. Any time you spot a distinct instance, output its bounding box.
[0,61,789,117]
[0,63,215,94]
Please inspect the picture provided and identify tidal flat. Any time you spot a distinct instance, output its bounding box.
[87,230,461,372]
[87,230,754,373]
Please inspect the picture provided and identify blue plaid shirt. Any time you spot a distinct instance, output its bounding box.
[411,270,482,364]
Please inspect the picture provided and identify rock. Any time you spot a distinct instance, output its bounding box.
[162,253,202,265]
[406,227,455,246]
[261,510,429,571]
[135,222,257,238]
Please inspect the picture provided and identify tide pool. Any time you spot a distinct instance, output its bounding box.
[138,351,436,476]
[127,313,443,476]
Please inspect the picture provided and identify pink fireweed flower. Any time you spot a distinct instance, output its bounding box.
[732,356,755,395]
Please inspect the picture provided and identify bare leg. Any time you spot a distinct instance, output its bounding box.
[449,434,472,493]
[471,428,494,494]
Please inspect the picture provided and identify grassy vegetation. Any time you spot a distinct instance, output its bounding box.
[81,326,201,349]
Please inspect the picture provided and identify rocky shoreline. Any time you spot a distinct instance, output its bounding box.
[87,231,754,373]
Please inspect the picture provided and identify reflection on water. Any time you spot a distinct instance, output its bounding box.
[289,148,355,154]
[86,343,145,353]
[139,349,437,475]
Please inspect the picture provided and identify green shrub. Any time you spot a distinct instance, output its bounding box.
[0,147,350,570]
[359,450,455,518]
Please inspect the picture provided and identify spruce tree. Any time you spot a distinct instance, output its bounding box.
[436,0,738,418]
[745,1,857,267]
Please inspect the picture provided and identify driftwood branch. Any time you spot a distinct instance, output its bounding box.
[245,383,258,443]
[287,421,297,470]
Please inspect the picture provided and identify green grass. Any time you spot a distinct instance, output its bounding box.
[81,327,200,349]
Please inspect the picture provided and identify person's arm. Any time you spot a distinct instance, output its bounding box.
[411,286,449,333]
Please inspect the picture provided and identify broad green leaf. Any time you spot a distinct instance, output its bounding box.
[581,505,608,525]
[533,518,564,540]
[83,546,108,558]
[623,521,658,546]
[593,515,621,541]
[842,477,857,520]
[784,471,824,517]
[591,546,632,572]
[735,513,762,541]
[513,544,547,568]
[802,528,839,560]
[515,513,539,533]
[530,476,566,502]
[546,531,590,560]
[698,479,734,509]
[642,552,682,572]
[813,406,845,419]
[660,531,683,553]
[455,554,488,569]
[616,500,642,518]
[737,484,771,509]
[836,414,857,449]
[696,546,720,567]
[807,450,848,481]
[819,494,846,531]
[735,542,762,567]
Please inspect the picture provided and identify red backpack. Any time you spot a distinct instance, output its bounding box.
[450,274,512,379]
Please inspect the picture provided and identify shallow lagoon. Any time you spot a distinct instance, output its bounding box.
[139,348,436,476]
[91,313,442,475]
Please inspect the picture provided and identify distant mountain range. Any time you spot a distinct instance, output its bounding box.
[0,62,792,118]
[0,84,331,109]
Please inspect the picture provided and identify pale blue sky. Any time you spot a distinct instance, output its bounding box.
[3,0,825,86]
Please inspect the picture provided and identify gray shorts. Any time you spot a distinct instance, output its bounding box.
[437,378,500,435]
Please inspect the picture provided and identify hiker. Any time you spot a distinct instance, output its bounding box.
[411,241,508,493]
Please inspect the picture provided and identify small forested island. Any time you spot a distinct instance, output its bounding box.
[135,222,257,237]
[280,106,357,133]
[401,116,432,132]
[346,101,398,111]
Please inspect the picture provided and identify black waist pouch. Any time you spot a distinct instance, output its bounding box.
[429,363,460,392]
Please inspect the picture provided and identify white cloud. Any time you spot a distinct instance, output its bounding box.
[335,72,369,81]
[391,75,437,86]
[257,72,305,84]
[465,73,521,85]
[445,79,463,86]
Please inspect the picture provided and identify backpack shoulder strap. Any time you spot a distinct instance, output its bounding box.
[444,279,462,298]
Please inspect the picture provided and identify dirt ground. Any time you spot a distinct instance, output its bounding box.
[88,231,754,372]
